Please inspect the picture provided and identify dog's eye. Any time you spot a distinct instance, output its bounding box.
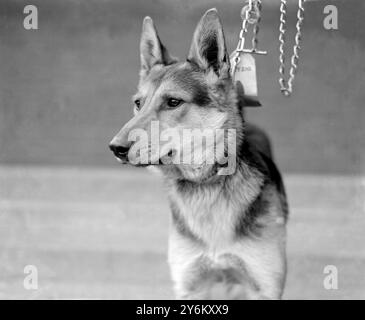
[134,99,141,110]
[166,98,183,108]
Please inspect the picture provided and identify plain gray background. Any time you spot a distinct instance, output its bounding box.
[0,0,364,174]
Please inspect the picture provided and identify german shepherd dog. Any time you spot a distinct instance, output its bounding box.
[109,9,288,299]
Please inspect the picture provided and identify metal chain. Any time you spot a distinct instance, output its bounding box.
[232,0,263,72]
[235,0,254,56]
[279,0,305,96]
[251,0,262,51]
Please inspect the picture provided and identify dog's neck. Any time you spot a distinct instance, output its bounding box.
[164,138,265,200]
[164,151,265,246]
[171,154,263,194]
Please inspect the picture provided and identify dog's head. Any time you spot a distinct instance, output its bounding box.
[110,9,243,182]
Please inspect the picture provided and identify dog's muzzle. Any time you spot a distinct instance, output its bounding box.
[109,144,130,162]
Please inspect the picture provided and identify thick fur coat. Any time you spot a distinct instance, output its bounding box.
[109,8,288,299]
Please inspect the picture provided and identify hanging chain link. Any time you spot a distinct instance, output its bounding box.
[279,0,305,96]
[251,0,262,52]
[232,0,265,75]
[235,0,254,56]
[232,0,305,96]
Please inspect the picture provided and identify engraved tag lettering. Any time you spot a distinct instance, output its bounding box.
[230,51,261,107]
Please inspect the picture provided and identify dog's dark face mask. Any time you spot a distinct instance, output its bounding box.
[110,10,243,182]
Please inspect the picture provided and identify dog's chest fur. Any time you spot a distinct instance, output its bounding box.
[168,165,264,249]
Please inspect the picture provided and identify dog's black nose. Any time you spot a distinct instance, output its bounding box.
[109,144,130,161]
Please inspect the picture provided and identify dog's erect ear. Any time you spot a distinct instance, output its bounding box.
[140,17,177,79]
[188,8,230,77]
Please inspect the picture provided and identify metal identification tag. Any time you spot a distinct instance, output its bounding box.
[230,51,261,107]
